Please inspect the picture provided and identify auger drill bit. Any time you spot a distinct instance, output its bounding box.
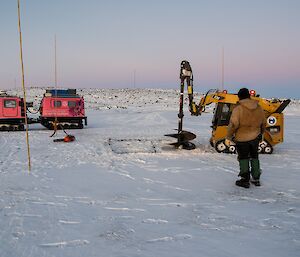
[165,60,196,150]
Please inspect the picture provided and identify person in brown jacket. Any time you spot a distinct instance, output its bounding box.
[226,88,266,188]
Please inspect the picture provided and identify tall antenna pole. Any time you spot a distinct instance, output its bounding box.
[53,34,58,136]
[17,0,31,172]
[55,34,57,87]
[221,46,224,91]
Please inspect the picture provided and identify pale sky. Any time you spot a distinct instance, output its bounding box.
[0,0,299,98]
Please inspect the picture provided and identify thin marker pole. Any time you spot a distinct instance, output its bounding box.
[55,34,57,87]
[17,0,31,172]
[221,46,224,91]
[53,34,58,135]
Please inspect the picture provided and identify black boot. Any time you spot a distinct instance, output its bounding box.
[235,178,250,188]
[250,179,261,186]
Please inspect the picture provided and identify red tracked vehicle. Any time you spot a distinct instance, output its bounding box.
[39,89,87,130]
[0,91,27,131]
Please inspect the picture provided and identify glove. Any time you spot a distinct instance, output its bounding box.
[225,138,232,147]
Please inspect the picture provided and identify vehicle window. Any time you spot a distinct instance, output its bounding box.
[53,100,62,107]
[212,103,234,126]
[68,101,76,107]
[220,104,230,121]
[4,100,16,108]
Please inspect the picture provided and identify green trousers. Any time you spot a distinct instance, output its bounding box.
[239,159,261,180]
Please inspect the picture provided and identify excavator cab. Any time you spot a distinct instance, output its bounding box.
[210,102,237,153]
[212,102,233,127]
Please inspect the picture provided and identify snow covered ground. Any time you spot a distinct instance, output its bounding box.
[0,88,299,257]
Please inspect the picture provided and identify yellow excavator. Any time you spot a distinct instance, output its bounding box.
[166,60,291,154]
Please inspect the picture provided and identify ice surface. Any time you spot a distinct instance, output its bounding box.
[0,88,299,257]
